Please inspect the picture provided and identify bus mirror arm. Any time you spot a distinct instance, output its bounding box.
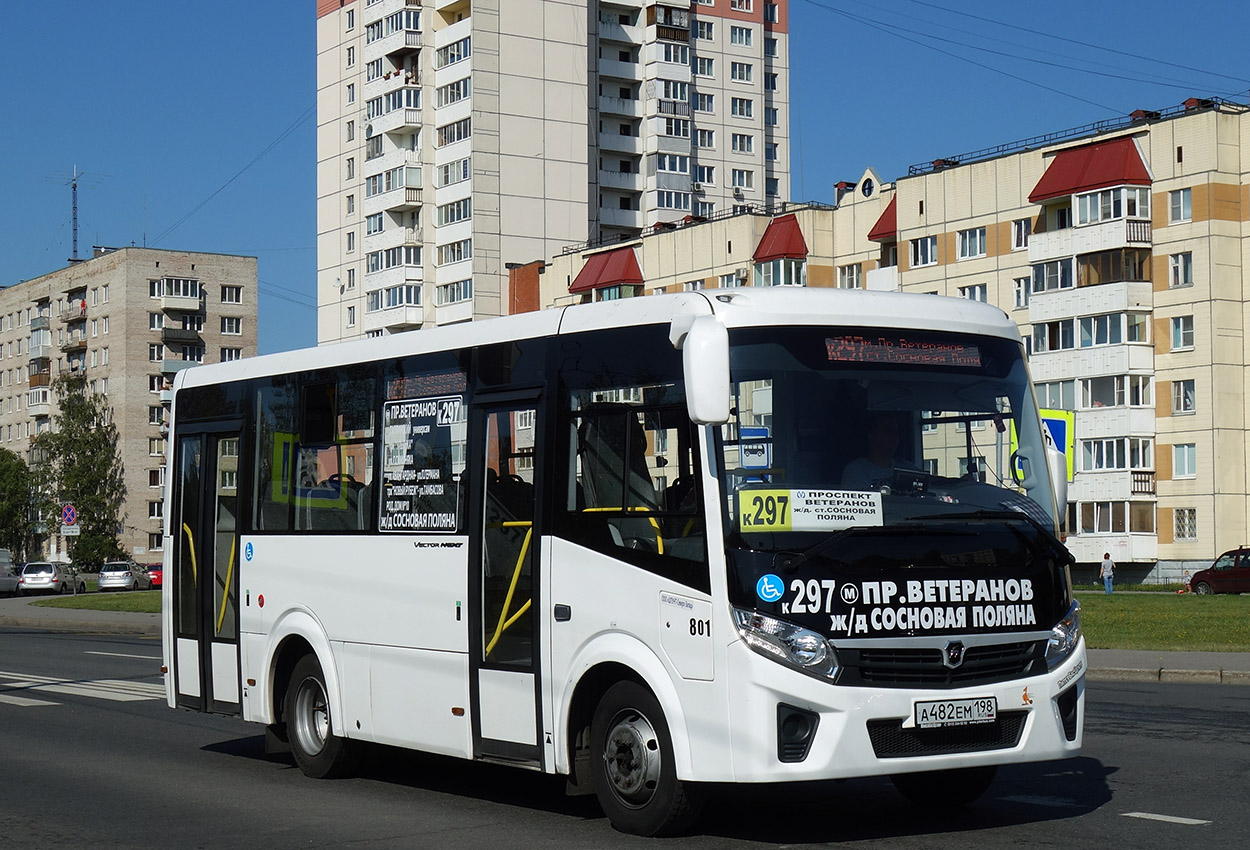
[1046,438,1067,520]
[671,314,730,425]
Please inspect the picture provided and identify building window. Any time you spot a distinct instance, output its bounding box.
[1171,379,1196,414]
[764,2,779,22]
[764,73,778,92]
[346,194,355,215]
[1174,507,1197,540]
[764,107,778,126]
[435,36,472,69]
[1079,314,1123,347]
[694,20,714,40]
[754,258,806,287]
[1079,501,1127,534]
[1080,375,1124,408]
[1036,379,1075,410]
[663,118,690,138]
[1169,188,1192,223]
[694,201,715,217]
[837,264,862,289]
[149,343,163,363]
[436,279,473,305]
[764,37,778,57]
[1032,258,1074,292]
[959,284,988,302]
[730,97,753,118]
[345,8,354,29]
[437,117,472,147]
[694,93,714,113]
[731,169,753,190]
[149,437,166,457]
[910,235,938,267]
[149,467,166,488]
[149,406,164,425]
[1127,312,1149,343]
[1173,443,1197,479]
[956,227,987,260]
[149,375,162,393]
[436,77,472,108]
[1128,375,1152,406]
[718,272,739,288]
[346,83,355,104]
[1076,186,1150,225]
[1012,218,1031,250]
[1170,315,1194,350]
[436,198,472,226]
[1012,276,1030,309]
[683,280,705,291]
[730,0,753,10]
[694,164,714,184]
[694,57,715,77]
[766,177,779,196]
[656,190,691,210]
[765,143,778,162]
[1033,319,1075,353]
[1169,252,1193,288]
[731,133,753,153]
[220,285,242,303]
[730,62,752,83]
[729,25,752,46]
[347,306,356,327]
[696,129,715,148]
[221,317,242,336]
[149,533,164,551]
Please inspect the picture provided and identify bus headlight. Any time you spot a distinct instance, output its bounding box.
[732,608,839,680]
[1045,600,1082,669]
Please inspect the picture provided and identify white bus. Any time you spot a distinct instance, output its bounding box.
[163,288,1084,836]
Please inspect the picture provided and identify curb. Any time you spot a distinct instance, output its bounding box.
[1088,667,1249,685]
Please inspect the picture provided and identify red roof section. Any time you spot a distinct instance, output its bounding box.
[1028,137,1151,204]
[568,247,644,294]
[867,197,898,242]
[752,214,809,263]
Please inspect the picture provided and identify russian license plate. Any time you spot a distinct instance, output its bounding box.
[914,697,997,729]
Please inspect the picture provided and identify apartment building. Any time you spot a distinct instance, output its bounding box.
[316,0,791,344]
[0,247,258,560]
[534,97,1250,577]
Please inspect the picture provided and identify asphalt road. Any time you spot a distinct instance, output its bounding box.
[1,629,1246,848]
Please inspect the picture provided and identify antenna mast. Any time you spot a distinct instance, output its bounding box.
[71,165,81,261]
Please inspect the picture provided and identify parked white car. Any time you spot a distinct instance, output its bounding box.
[97,560,153,592]
[19,562,86,595]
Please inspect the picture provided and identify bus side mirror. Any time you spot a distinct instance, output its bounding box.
[672,315,730,425]
[1046,436,1068,520]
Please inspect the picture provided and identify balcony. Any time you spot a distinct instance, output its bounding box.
[598,58,641,81]
[159,389,173,404]
[1027,343,1154,383]
[598,131,644,155]
[1064,533,1156,566]
[28,344,52,362]
[30,315,50,332]
[1028,218,1152,264]
[865,266,900,292]
[60,337,87,354]
[1028,280,1153,323]
[599,169,642,191]
[598,95,642,118]
[381,186,423,212]
[1132,471,1157,495]
[597,20,642,45]
[28,372,51,388]
[161,293,203,313]
[363,304,424,334]
[160,359,201,374]
[377,26,422,59]
[654,133,693,155]
[655,25,689,43]
[598,207,644,229]
[654,99,690,117]
[59,302,86,322]
[372,104,422,136]
[162,327,203,345]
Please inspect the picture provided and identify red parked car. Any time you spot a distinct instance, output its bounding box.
[146,564,164,590]
[1190,548,1250,595]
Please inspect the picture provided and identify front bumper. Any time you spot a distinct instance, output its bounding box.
[723,636,1085,782]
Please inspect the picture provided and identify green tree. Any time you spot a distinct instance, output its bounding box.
[0,447,34,560]
[32,373,126,567]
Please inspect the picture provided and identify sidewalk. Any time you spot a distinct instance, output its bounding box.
[2,595,1247,684]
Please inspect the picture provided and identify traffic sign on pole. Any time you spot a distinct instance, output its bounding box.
[62,503,78,526]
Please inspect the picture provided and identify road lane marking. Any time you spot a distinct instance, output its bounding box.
[0,670,165,705]
[1122,812,1212,826]
[997,795,1080,808]
[0,693,59,707]
[85,651,162,661]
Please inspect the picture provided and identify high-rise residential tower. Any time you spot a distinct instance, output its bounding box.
[316,0,791,343]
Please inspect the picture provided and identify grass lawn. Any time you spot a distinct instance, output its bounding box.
[30,590,161,615]
[1074,590,1250,652]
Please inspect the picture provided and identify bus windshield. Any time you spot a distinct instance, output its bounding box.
[719,325,1059,548]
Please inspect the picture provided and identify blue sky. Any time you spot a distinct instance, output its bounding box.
[2,1,1247,355]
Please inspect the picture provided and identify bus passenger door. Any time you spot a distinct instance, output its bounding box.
[471,401,543,765]
[171,424,244,716]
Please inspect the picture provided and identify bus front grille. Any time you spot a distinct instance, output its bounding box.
[839,640,1046,689]
[866,711,1027,759]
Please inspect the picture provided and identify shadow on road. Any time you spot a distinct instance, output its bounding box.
[204,732,1115,841]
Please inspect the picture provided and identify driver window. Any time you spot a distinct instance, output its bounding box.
[1214,553,1236,571]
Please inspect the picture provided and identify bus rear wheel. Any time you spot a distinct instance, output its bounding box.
[285,655,360,779]
[890,765,997,807]
[590,681,701,836]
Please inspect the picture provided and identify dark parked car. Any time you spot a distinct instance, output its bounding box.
[1190,548,1250,595]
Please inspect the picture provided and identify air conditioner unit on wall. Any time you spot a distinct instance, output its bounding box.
[692,182,702,192]
[736,267,749,280]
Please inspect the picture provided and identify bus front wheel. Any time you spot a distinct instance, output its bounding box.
[285,655,360,779]
[890,765,997,807]
[590,681,702,836]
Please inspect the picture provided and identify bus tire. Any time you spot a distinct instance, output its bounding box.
[590,680,702,836]
[285,655,360,779]
[890,765,997,807]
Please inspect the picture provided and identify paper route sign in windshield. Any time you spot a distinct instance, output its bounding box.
[380,395,463,532]
[737,488,883,532]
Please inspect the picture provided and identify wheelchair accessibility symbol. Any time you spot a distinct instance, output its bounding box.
[756,574,785,603]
